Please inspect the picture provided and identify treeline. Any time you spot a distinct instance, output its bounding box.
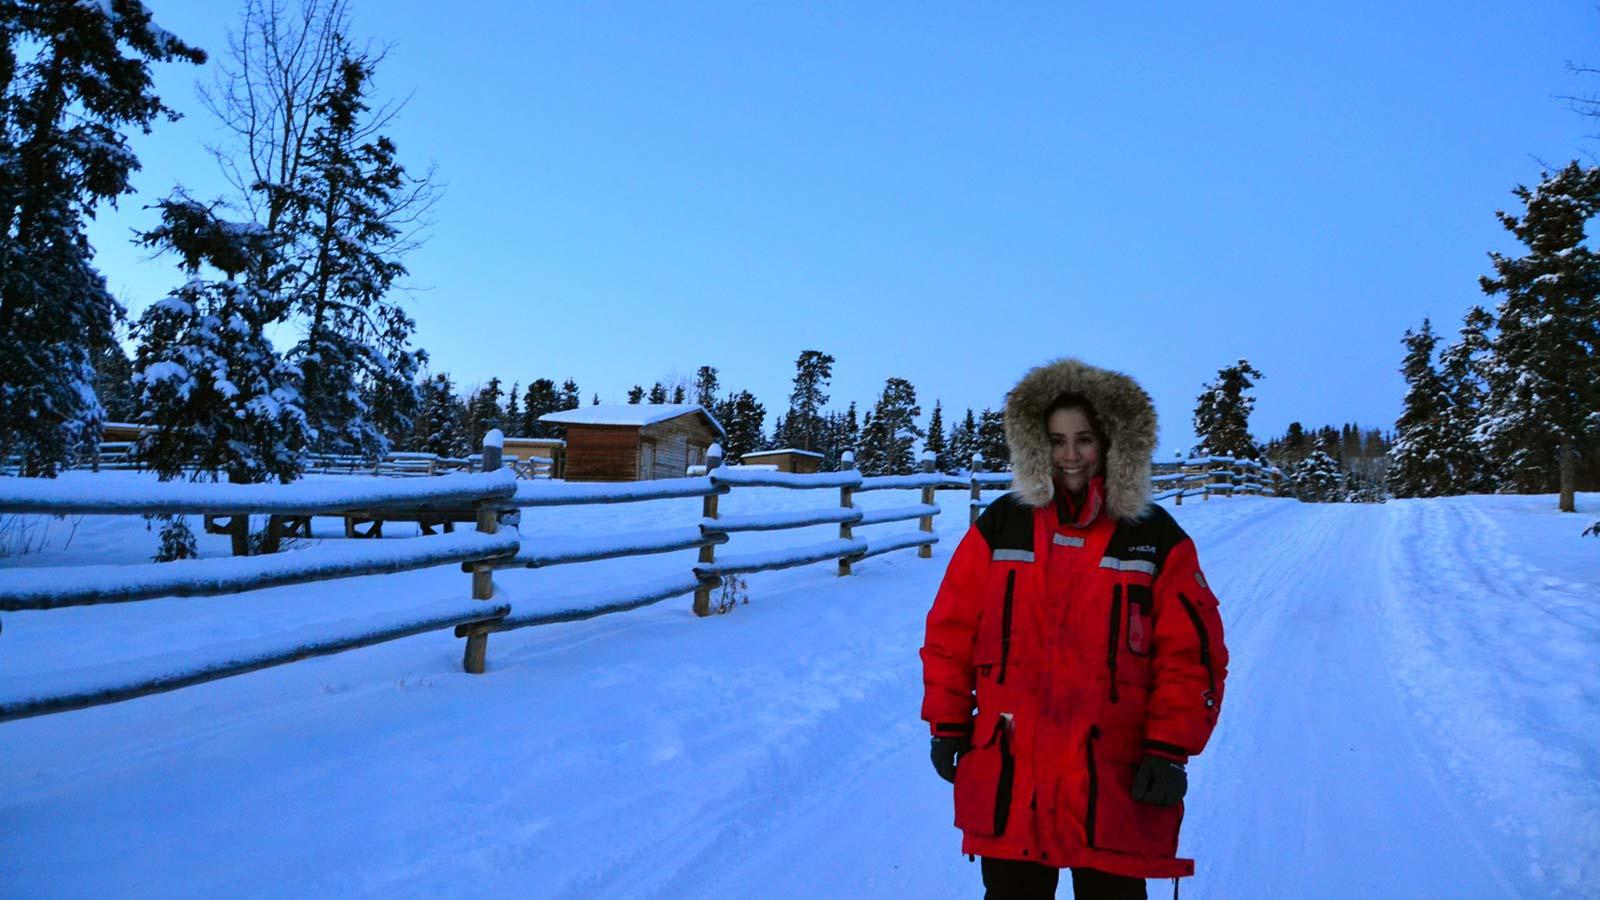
[1390,162,1600,514]
[1185,359,1389,504]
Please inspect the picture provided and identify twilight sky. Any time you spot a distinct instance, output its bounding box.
[88,1,1598,456]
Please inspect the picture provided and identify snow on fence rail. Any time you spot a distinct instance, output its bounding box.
[0,438,1282,725]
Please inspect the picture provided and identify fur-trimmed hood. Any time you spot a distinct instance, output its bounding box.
[1003,358,1157,523]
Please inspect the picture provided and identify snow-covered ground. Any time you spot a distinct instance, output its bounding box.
[1,476,1596,899]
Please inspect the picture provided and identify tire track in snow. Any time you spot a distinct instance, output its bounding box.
[1377,498,1600,897]
[1189,501,1523,898]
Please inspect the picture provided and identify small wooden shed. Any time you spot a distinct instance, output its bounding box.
[739,448,823,474]
[502,436,567,478]
[539,404,725,482]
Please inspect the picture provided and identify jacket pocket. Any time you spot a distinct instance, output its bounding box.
[1125,583,1153,657]
[954,714,1015,837]
[1084,728,1183,858]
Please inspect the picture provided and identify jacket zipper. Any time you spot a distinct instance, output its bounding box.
[994,714,1015,836]
[1177,592,1218,708]
[1084,725,1101,848]
[1106,585,1122,704]
[997,571,1016,685]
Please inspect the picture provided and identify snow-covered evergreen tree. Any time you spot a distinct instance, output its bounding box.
[503,383,521,434]
[976,408,1009,471]
[0,1,204,474]
[948,409,979,473]
[268,51,423,461]
[131,192,309,486]
[463,378,504,448]
[714,390,766,462]
[1478,162,1600,510]
[787,350,834,453]
[1387,320,1454,498]
[410,372,464,456]
[861,377,921,475]
[1291,450,1343,503]
[1192,360,1263,460]
[93,336,138,424]
[1437,305,1494,493]
[926,401,949,472]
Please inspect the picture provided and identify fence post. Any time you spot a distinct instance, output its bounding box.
[838,450,856,576]
[694,444,723,616]
[969,452,984,526]
[463,430,503,674]
[918,451,936,559]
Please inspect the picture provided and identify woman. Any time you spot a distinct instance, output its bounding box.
[921,358,1229,900]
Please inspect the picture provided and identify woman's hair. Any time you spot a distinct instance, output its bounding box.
[1044,392,1111,454]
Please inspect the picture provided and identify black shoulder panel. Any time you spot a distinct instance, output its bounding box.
[974,492,1035,554]
[1105,504,1189,571]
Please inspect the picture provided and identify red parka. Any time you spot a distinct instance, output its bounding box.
[920,358,1229,880]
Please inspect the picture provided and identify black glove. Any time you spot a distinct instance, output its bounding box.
[930,736,970,784]
[1131,754,1187,806]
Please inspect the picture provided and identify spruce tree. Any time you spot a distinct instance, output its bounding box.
[787,350,835,452]
[520,378,559,437]
[0,2,204,474]
[559,379,580,410]
[463,378,504,447]
[132,193,308,485]
[648,381,668,404]
[856,410,884,475]
[628,385,645,404]
[694,366,719,408]
[865,377,922,475]
[1291,450,1344,503]
[411,372,464,456]
[714,390,766,462]
[1387,320,1453,498]
[1437,305,1494,493]
[840,402,860,461]
[948,409,979,473]
[1192,359,1264,460]
[926,400,949,472]
[977,408,1009,471]
[92,335,138,424]
[504,383,522,434]
[270,51,423,460]
[1478,162,1600,509]
[671,384,686,405]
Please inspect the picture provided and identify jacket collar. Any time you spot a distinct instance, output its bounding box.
[1053,475,1104,529]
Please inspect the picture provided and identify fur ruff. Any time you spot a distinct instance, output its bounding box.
[1003,358,1158,522]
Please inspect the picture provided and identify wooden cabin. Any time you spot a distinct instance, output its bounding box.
[502,437,567,478]
[539,404,725,482]
[738,448,823,474]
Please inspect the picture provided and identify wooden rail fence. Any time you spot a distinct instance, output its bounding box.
[0,437,1279,724]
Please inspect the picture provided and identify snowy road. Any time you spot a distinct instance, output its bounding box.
[1,489,1595,898]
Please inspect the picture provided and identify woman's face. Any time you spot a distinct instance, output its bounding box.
[1047,406,1102,495]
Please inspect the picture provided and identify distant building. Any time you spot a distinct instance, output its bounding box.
[739,448,823,474]
[539,404,725,481]
[501,436,566,479]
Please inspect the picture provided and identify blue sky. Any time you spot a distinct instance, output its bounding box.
[90,1,1598,456]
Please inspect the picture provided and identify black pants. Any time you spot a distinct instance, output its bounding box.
[981,857,1148,900]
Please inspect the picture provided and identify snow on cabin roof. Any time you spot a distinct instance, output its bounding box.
[741,448,824,459]
[539,404,726,437]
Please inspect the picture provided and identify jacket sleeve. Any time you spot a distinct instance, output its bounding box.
[1143,536,1228,761]
[919,525,990,738]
